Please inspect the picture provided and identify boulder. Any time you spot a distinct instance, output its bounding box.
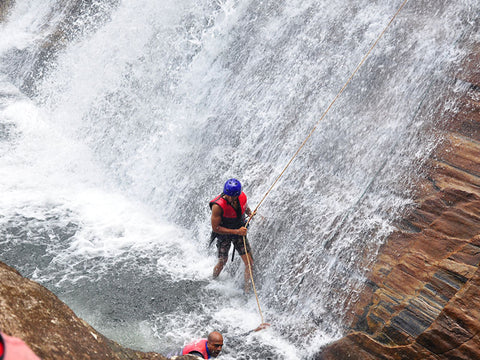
[0,261,169,360]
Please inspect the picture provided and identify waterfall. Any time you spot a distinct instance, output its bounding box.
[0,0,478,358]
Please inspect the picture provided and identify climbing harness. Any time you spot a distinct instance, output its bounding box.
[241,0,410,333]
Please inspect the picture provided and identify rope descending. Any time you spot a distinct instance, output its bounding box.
[249,0,410,219]
[242,0,409,332]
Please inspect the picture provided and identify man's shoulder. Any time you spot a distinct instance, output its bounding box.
[210,195,226,209]
[209,194,224,204]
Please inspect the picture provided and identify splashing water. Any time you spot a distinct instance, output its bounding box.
[0,0,478,358]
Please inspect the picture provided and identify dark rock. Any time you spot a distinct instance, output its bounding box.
[0,0,13,23]
[0,261,168,360]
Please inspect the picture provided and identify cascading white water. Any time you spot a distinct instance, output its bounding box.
[1,0,478,358]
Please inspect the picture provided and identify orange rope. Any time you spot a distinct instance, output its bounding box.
[243,235,265,324]
[248,0,410,221]
[242,0,409,327]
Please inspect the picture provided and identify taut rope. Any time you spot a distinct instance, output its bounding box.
[247,0,410,222]
[243,0,409,330]
[243,235,265,325]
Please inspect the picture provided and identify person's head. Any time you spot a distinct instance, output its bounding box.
[223,178,242,197]
[206,331,223,358]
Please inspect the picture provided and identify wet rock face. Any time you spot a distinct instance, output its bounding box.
[0,0,13,22]
[0,262,168,360]
[0,0,120,96]
[316,46,480,359]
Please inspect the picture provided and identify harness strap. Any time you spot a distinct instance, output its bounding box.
[209,232,216,247]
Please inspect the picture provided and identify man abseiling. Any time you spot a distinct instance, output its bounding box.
[209,178,254,292]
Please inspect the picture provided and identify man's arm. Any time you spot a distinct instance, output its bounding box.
[211,204,247,236]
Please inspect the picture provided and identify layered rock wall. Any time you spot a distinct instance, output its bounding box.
[317,46,480,359]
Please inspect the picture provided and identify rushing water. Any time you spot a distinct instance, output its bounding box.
[0,0,478,359]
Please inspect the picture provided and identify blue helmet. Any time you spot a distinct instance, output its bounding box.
[223,178,242,197]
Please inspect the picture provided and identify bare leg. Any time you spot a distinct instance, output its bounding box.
[240,253,254,293]
[213,258,227,278]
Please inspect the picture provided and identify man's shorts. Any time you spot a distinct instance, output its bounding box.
[216,234,252,260]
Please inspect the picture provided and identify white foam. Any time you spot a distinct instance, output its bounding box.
[0,92,212,284]
[1,0,478,357]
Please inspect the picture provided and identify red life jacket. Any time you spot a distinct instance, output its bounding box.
[182,338,209,359]
[0,333,40,360]
[209,192,247,229]
[0,333,4,360]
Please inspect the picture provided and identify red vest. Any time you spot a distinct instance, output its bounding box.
[209,192,247,229]
[0,333,41,360]
[0,334,4,360]
[182,339,209,359]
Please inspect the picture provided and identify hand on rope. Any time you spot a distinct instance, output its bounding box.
[245,210,255,227]
[246,210,266,228]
